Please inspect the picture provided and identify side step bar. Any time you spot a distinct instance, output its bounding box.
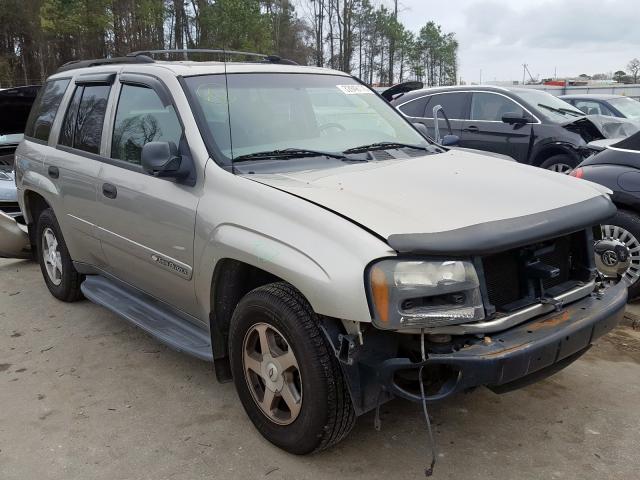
[81,276,213,361]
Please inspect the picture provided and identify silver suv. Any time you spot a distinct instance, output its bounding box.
[10,51,627,454]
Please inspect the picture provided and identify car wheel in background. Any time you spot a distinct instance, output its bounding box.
[597,209,640,300]
[229,282,355,454]
[540,154,580,174]
[36,208,84,302]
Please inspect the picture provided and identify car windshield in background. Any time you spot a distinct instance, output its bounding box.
[609,97,640,119]
[516,90,585,121]
[184,73,430,163]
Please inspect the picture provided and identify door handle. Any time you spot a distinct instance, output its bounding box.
[48,166,59,179]
[102,183,117,199]
[463,125,480,133]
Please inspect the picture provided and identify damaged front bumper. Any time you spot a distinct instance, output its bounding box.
[375,282,626,403]
[0,210,30,258]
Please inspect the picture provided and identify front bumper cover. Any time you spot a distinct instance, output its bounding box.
[0,210,30,258]
[376,282,627,403]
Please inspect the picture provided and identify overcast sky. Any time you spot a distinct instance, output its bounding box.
[388,0,640,83]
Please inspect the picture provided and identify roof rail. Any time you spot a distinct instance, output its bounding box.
[56,55,155,73]
[128,49,298,65]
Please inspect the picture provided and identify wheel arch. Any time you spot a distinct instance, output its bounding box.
[22,189,51,226]
[532,144,579,167]
[208,258,285,381]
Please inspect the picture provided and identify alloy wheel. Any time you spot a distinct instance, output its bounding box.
[548,163,573,174]
[42,227,63,286]
[242,322,302,425]
[599,224,640,286]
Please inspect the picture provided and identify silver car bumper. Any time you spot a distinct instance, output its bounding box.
[0,210,30,258]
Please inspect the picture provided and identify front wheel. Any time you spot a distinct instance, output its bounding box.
[229,282,355,454]
[597,210,640,300]
[539,154,580,174]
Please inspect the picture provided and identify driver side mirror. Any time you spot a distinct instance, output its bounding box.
[141,141,183,178]
[441,134,459,146]
[502,112,531,125]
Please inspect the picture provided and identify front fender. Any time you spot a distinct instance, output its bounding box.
[193,164,395,323]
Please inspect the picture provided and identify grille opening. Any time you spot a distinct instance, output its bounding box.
[481,230,590,314]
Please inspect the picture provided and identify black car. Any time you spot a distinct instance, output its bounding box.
[560,94,640,120]
[571,131,640,297]
[391,85,625,173]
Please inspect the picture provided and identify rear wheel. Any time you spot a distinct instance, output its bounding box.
[229,282,355,454]
[36,208,83,302]
[539,154,579,174]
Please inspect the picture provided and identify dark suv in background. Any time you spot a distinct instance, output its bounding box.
[391,85,627,173]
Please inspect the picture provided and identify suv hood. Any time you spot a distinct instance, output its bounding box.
[245,149,613,252]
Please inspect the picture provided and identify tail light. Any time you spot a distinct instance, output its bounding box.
[569,167,584,179]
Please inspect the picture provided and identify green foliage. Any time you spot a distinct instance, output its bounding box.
[0,0,458,87]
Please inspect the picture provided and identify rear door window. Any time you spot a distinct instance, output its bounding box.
[24,79,70,142]
[74,85,111,154]
[111,84,183,165]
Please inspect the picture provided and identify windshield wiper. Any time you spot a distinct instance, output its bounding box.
[538,103,584,117]
[233,148,346,163]
[343,142,429,154]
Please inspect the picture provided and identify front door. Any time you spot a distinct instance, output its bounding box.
[95,80,199,316]
[460,92,533,162]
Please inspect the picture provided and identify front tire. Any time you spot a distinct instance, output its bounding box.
[229,282,355,454]
[598,210,640,300]
[36,208,83,302]
[540,154,579,174]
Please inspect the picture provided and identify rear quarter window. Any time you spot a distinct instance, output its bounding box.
[24,79,70,142]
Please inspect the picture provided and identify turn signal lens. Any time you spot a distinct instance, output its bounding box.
[569,167,584,179]
[370,266,390,324]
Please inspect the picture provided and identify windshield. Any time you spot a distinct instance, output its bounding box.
[516,89,585,122]
[184,73,429,162]
[608,97,640,119]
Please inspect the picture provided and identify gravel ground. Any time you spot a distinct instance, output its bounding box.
[1,258,639,480]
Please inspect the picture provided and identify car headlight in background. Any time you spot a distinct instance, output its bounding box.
[366,259,484,330]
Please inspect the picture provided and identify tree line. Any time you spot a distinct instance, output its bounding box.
[0,0,458,88]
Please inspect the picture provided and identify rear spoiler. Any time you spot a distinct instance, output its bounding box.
[379,81,424,102]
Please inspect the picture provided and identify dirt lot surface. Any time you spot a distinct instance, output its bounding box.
[1,258,639,480]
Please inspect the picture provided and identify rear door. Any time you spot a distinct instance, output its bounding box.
[397,92,469,140]
[461,92,533,162]
[95,74,199,316]
[50,75,114,266]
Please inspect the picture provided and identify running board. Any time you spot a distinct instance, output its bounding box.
[81,275,213,361]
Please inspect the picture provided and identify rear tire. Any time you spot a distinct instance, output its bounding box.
[539,154,579,174]
[36,208,83,302]
[229,282,355,454]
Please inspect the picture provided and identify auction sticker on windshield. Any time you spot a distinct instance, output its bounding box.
[337,84,373,95]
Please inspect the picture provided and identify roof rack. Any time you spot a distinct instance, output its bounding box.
[57,55,154,73]
[127,49,298,65]
[56,49,298,74]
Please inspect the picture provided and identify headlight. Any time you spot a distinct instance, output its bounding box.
[366,259,484,330]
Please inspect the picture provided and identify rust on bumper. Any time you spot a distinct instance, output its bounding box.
[375,283,627,403]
